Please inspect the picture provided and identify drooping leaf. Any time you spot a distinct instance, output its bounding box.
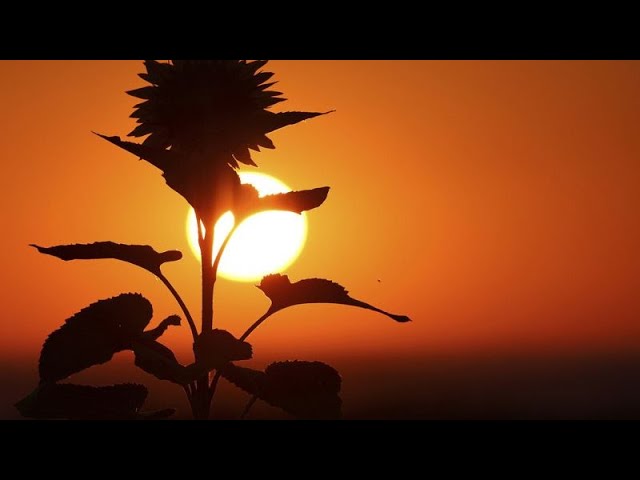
[253,71,275,85]
[39,293,153,383]
[94,133,175,171]
[15,383,159,420]
[257,274,411,322]
[221,360,342,419]
[235,186,329,221]
[219,364,266,395]
[142,315,181,341]
[265,361,341,395]
[95,132,241,225]
[132,338,199,385]
[193,329,252,369]
[31,242,182,276]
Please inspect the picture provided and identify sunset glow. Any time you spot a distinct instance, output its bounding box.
[4,60,640,419]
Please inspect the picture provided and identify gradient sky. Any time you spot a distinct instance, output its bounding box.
[2,61,640,418]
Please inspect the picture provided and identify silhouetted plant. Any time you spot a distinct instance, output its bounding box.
[17,60,410,420]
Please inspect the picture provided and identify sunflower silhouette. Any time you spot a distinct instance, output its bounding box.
[127,60,330,167]
[19,60,410,420]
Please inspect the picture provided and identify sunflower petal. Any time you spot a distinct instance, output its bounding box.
[257,97,287,108]
[126,86,156,99]
[261,110,334,134]
[144,60,172,82]
[233,148,257,166]
[258,81,278,91]
[245,60,269,74]
[128,123,156,137]
[254,71,275,85]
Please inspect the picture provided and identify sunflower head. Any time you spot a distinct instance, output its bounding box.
[128,60,329,168]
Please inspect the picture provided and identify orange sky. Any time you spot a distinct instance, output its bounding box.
[2,60,640,394]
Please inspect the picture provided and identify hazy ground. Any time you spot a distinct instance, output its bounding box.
[4,351,640,420]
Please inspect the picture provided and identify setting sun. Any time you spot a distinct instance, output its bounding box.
[186,172,308,282]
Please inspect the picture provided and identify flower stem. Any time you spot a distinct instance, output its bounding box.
[240,309,275,341]
[201,230,214,332]
[189,215,216,419]
[212,223,239,280]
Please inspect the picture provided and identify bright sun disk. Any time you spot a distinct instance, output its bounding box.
[186,172,308,282]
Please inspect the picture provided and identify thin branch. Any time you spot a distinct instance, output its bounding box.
[240,309,275,342]
[240,395,258,420]
[157,272,198,340]
[196,215,205,246]
[212,223,239,280]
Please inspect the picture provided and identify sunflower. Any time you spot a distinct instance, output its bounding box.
[98,60,331,225]
[127,60,330,168]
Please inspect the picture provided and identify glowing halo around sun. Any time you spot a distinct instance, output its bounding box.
[186,172,308,282]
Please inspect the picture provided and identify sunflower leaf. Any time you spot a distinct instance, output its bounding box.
[95,132,240,225]
[221,361,342,419]
[235,186,330,222]
[257,274,411,322]
[142,315,181,341]
[31,241,182,277]
[193,329,252,370]
[39,294,153,383]
[132,338,197,385]
[94,133,175,171]
[14,383,166,420]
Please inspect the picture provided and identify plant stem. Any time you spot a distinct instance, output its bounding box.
[191,216,216,419]
[240,309,275,341]
[157,272,198,340]
[201,230,214,332]
[193,218,241,418]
